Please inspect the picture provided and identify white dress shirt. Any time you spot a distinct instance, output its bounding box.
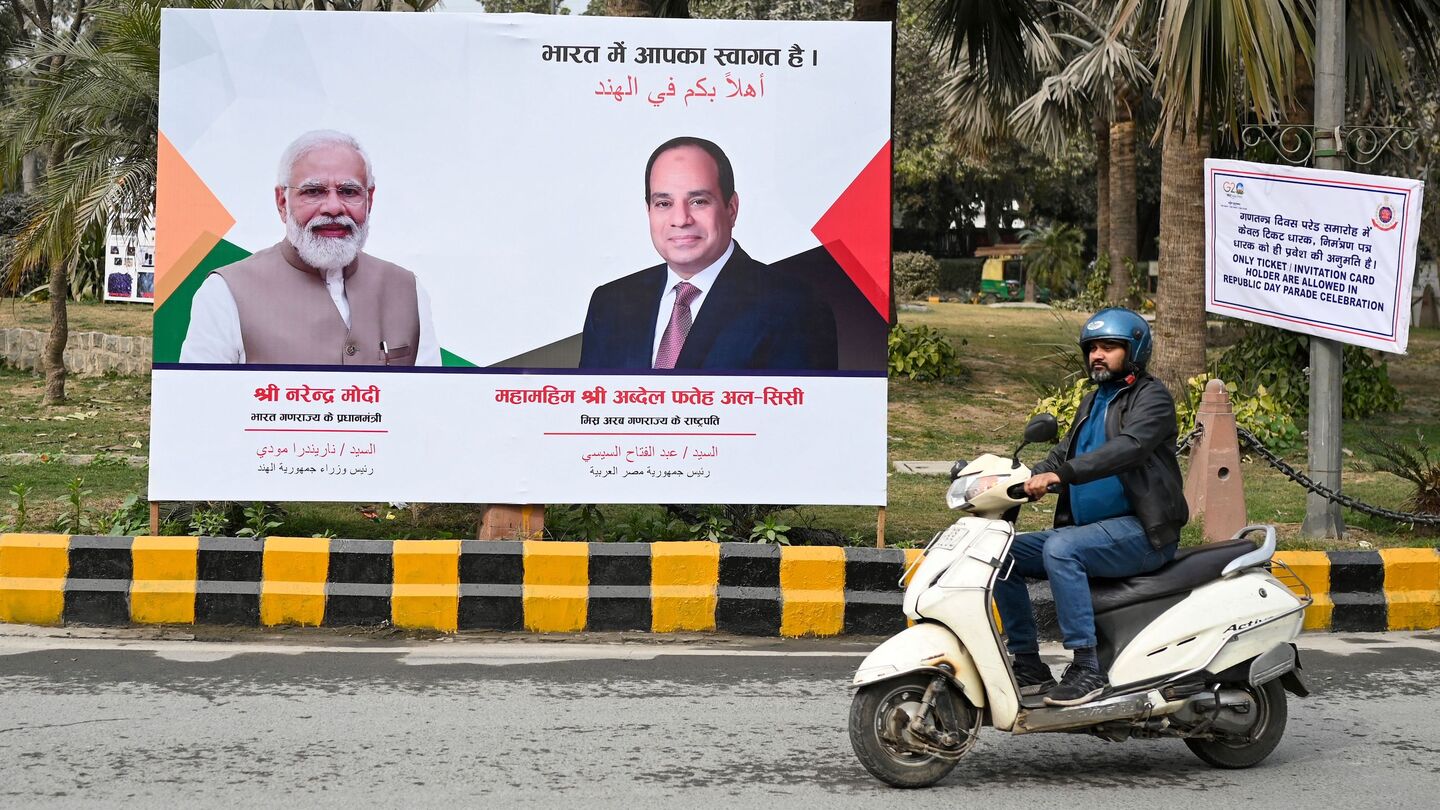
[650,240,734,365]
[179,268,441,365]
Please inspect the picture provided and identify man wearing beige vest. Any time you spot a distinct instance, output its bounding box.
[180,130,439,366]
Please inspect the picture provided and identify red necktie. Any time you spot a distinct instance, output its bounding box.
[653,281,701,369]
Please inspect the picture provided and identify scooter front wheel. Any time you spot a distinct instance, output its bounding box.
[849,674,970,788]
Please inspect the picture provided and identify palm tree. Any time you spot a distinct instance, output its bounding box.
[1020,221,1085,301]
[939,2,1150,305]
[0,0,161,405]
[1093,111,1110,260]
[1132,0,1440,393]
[0,0,446,405]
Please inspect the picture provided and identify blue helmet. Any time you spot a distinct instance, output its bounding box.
[1080,307,1152,372]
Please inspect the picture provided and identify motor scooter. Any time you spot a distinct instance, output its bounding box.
[849,414,1312,788]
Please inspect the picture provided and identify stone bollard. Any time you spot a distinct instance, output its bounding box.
[478,504,546,540]
[1184,379,1248,543]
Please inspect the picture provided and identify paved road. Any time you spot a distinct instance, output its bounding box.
[1,627,1437,807]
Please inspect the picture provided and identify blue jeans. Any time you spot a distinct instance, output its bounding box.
[992,516,1176,653]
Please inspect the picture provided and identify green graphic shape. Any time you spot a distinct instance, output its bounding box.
[441,348,476,367]
[153,239,252,363]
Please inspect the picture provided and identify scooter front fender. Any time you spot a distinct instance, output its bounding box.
[852,622,986,708]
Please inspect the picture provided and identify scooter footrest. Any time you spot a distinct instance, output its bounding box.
[1019,694,1049,710]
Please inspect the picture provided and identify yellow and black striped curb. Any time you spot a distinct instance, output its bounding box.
[0,535,1435,636]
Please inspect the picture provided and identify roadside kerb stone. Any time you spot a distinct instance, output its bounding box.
[0,535,1431,637]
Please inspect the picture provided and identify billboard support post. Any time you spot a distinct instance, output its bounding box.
[479,505,545,541]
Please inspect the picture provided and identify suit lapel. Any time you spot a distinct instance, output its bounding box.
[676,245,757,368]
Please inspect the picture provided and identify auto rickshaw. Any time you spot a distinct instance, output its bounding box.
[974,244,1049,304]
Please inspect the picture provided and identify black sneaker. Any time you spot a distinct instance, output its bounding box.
[1044,663,1108,706]
[1012,657,1056,696]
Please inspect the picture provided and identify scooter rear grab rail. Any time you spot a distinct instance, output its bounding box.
[1220,525,1278,577]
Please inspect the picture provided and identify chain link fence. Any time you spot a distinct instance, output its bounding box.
[1175,421,1440,527]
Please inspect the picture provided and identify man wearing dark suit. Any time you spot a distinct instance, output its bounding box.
[579,136,837,371]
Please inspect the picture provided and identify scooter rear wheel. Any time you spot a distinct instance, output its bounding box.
[1185,679,1288,769]
[849,674,969,788]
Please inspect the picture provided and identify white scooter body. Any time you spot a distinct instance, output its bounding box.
[853,452,1310,737]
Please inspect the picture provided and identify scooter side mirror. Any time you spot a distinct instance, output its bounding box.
[1023,413,1059,444]
[949,459,969,481]
[1013,413,1059,467]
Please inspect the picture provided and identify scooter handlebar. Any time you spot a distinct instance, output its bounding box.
[1006,482,1062,500]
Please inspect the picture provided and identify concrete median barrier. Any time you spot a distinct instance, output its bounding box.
[1,534,1434,637]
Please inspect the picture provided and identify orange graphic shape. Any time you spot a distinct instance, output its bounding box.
[155,131,236,307]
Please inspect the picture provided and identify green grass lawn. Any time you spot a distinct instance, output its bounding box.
[1,298,153,337]
[1,299,1436,550]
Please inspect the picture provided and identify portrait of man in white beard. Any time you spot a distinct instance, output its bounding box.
[180,129,439,366]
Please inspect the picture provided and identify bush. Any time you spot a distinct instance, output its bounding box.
[0,192,32,237]
[1052,255,1112,312]
[1175,376,1303,454]
[938,257,984,294]
[1213,326,1403,420]
[889,323,966,382]
[892,251,941,300]
[1363,432,1440,533]
[1030,374,1302,455]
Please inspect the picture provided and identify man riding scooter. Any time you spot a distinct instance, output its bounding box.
[995,307,1189,707]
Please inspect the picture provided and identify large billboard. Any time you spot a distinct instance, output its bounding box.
[151,10,891,505]
[1205,158,1424,353]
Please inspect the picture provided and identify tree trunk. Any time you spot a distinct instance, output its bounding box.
[1093,113,1110,263]
[851,0,896,20]
[1151,126,1211,395]
[44,258,68,405]
[1107,110,1137,305]
[605,0,651,15]
[984,194,1002,245]
[22,152,39,194]
[1024,275,1036,303]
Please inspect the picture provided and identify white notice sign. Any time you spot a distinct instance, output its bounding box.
[1205,158,1424,353]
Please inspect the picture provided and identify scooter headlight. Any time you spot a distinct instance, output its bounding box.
[950,473,1004,505]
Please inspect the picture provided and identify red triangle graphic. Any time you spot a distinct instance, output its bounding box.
[811,143,891,319]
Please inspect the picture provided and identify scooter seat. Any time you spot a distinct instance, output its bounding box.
[1089,538,1258,615]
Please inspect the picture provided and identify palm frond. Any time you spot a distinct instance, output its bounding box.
[0,0,163,292]
[927,0,1049,91]
[1135,0,1314,138]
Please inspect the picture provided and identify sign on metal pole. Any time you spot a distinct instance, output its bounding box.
[1204,158,1424,354]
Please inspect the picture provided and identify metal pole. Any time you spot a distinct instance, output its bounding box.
[1303,0,1346,538]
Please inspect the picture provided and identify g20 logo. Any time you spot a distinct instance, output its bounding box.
[1222,181,1245,196]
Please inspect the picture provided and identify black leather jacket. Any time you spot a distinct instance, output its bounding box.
[1031,373,1189,549]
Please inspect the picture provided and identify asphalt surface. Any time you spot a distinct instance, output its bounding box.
[1,627,1437,807]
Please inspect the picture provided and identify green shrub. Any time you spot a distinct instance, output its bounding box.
[1363,432,1440,533]
[1175,376,1303,454]
[1213,326,1402,420]
[888,323,966,382]
[97,494,149,536]
[545,504,606,541]
[938,257,984,293]
[1053,255,1112,312]
[1031,377,1090,433]
[1030,374,1302,454]
[892,251,941,300]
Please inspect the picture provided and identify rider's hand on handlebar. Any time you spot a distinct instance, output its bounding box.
[1023,472,1062,500]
